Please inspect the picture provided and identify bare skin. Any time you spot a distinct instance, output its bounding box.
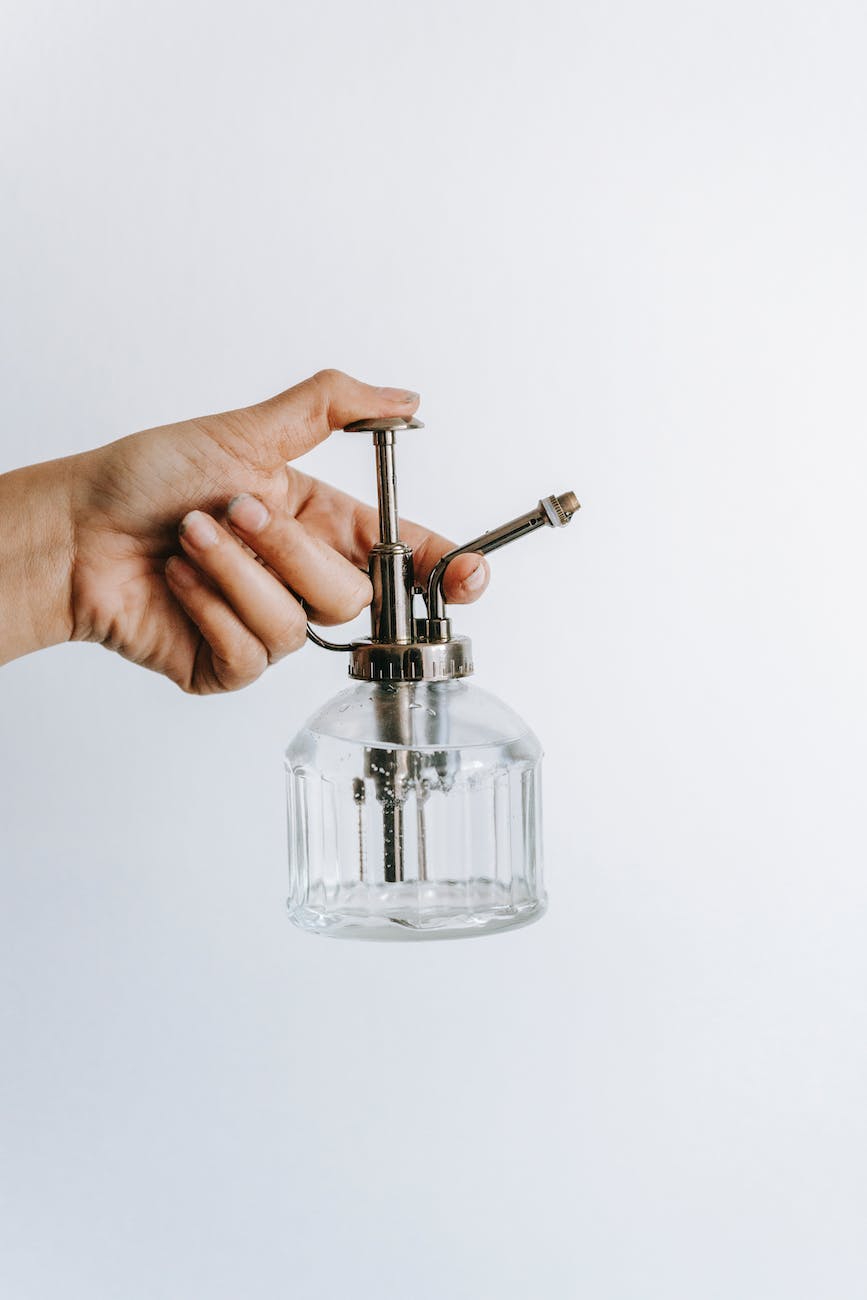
[0,369,489,692]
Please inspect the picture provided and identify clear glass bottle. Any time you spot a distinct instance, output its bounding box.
[285,679,544,941]
[284,413,578,943]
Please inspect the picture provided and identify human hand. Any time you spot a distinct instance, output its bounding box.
[0,371,489,691]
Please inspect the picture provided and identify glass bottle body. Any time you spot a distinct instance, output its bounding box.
[285,680,545,941]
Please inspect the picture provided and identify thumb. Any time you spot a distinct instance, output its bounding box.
[247,369,420,464]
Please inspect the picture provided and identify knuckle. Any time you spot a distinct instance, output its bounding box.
[312,367,345,390]
[268,611,307,661]
[216,644,268,691]
[309,369,349,429]
[341,578,373,621]
[272,522,305,564]
[294,370,343,443]
[409,535,437,580]
[307,574,371,627]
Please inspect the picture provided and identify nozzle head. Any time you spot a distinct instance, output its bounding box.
[541,491,580,526]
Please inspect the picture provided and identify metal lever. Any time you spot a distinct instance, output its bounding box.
[306,623,358,653]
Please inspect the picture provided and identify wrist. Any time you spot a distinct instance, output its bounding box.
[0,455,78,665]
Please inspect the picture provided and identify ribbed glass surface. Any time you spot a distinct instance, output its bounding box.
[285,681,545,941]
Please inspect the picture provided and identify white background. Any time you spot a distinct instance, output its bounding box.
[2,1,866,1296]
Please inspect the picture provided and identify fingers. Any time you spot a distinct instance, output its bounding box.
[292,479,491,606]
[245,369,420,466]
[225,492,372,624]
[405,536,490,606]
[164,473,490,694]
[164,557,268,692]
[174,510,308,664]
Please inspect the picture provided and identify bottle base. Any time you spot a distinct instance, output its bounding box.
[287,880,546,942]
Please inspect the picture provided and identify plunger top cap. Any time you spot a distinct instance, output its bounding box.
[343,417,424,433]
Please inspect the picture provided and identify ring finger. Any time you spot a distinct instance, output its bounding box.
[177,510,308,661]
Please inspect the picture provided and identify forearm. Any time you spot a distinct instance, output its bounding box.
[0,458,76,665]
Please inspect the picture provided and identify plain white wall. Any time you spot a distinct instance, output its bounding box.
[2,1,866,1296]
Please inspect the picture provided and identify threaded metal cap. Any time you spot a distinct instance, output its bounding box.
[541,491,580,526]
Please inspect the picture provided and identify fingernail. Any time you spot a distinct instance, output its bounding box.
[463,560,488,592]
[179,510,219,548]
[376,386,419,404]
[165,556,196,588]
[227,493,270,533]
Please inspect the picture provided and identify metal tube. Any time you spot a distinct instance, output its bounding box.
[373,429,400,544]
[369,544,414,644]
[367,684,415,885]
[426,490,580,620]
[383,800,404,884]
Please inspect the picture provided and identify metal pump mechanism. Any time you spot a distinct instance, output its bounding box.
[305,416,580,680]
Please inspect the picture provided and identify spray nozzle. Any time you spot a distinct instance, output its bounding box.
[305,416,580,681]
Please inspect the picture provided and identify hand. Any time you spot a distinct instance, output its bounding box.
[0,370,489,692]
